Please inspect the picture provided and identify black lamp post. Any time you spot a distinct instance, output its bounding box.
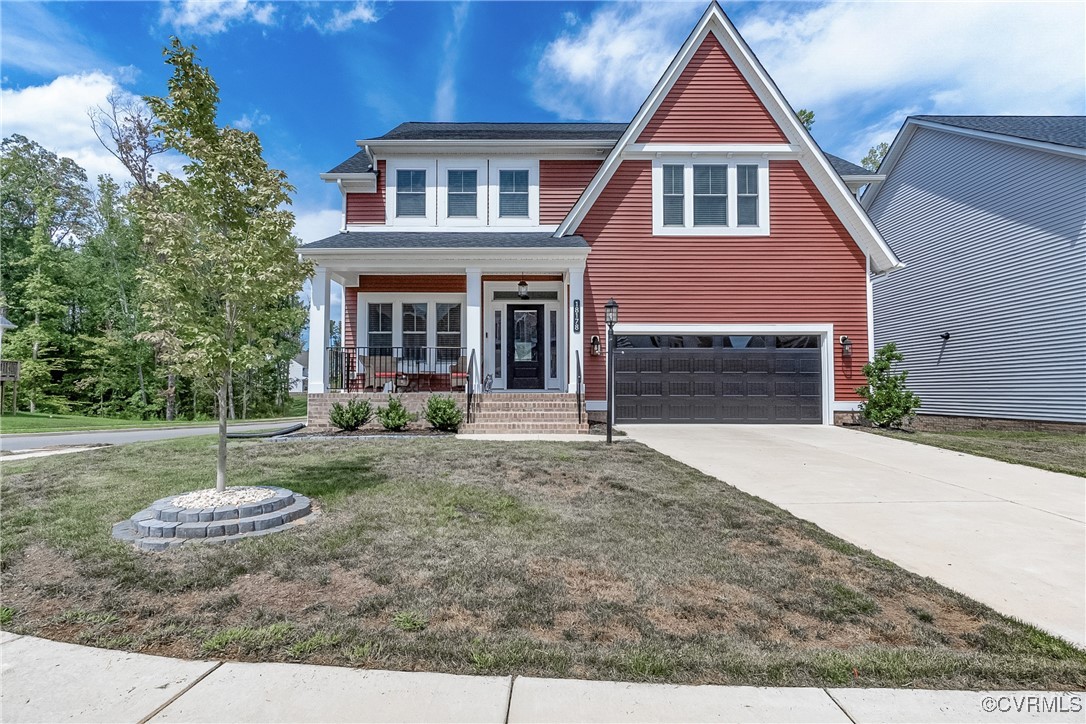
[604,298,619,444]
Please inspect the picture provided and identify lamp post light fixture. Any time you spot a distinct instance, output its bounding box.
[517,280,529,299]
[604,298,619,444]
[839,335,853,358]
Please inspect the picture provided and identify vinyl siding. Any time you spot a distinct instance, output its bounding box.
[637,35,787,144]
[869,127,1086,423]
[345,160,386,225]
[578,160,869,401]
[343,286,359,349]
[539,160,601,224]
[358,274,467,293]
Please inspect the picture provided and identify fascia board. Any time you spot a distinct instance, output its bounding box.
[910,119,1086,160]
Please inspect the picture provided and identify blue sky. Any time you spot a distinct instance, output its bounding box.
[3,0,1084,251]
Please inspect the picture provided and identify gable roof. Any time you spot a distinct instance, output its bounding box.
[554,1,901,274]
[826,155,873,177]
[911,116,1086,149]
[861,115,1086,210]
[301,231,589,251]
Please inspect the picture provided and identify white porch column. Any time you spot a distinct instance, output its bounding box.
[308,267,331,393]
[567,267,585,393]
[465,268,483,391]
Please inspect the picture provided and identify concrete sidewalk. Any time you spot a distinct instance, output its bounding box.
[624,424,1086,648]
[2,633,1082,723]
[1,420,302,453]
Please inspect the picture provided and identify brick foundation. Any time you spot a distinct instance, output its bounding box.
[902,413,1085,434]
[307,392,467,432]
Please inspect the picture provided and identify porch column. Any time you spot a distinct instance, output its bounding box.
[567,267,585,393]
[308,267,331,393]
[465,268,483,391]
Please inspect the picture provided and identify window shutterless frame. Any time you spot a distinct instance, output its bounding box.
[498,169,529,218]
[662,164,685,226]
[650,157,770,236]
[395,169,426,217]
[446,169,478,218]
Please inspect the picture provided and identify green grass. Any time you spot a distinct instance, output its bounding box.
[0,400,306,435]
[863,428,1086,477]
[1,435,1083,689]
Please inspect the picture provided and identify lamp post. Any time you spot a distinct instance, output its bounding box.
[604,298,619,444]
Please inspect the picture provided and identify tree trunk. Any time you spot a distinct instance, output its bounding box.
[29,309,39,413]
[216,376,228,492]
[227,369,236,420]
[166,373,176,421]
[136,362,148,408]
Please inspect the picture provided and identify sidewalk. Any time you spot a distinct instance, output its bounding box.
[2,633,1082,723]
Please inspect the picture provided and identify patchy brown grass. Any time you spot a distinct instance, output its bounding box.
[862,428,1086,477]
[1,435,1083,688]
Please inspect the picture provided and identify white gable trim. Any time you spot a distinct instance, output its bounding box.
[555,1,902,275]
[861,117,1086,210]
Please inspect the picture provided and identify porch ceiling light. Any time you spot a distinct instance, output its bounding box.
[517,280,529,299]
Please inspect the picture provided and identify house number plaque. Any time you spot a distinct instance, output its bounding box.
[573,300,581,333]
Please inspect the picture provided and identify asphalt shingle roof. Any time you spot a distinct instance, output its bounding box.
[326,150,374,174]
[825,154,873,176]
[914,115,1086,149]
[301,231,589,250]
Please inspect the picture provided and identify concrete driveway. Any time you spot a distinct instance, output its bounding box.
[623,424,1086,647]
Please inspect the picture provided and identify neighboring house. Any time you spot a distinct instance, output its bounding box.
[300,2,900,430]
[289,353,308,393]
[863,115,1086,426]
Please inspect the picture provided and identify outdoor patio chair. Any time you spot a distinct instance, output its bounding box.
[449,355,468,391]
[361,356,399,392]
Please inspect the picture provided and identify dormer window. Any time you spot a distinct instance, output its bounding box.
[499,170,529,217]
[651,157,769,236]
[396,169,426,217]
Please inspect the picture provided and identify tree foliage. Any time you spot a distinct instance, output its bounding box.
[856,343,921,428]
[797,109,815,131]
[139,38,311,489]
[862,142,889,171]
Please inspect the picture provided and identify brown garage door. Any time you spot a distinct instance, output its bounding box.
[613,334,822,424]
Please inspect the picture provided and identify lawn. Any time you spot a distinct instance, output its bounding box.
[1,436,1083,689]
[0,397,306,435]
[862,428,1086,478]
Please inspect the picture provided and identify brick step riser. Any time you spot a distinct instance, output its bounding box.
[461,424,589,432]
[472,404,582,412]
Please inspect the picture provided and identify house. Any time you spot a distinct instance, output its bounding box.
[289,353,307,393]
[299,1,901,431]
[862,116,1086,428]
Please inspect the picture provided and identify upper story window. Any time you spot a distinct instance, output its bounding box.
[651,157,769,236]
[446,170,477,217]
[396,169,426,217]
[499,170,529,217]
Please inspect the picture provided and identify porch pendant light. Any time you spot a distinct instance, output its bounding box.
[517,280,529,299]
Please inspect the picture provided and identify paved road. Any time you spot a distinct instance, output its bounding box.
[624,424,1086,647]
[3,632,1080,723]
[1,420,303,452]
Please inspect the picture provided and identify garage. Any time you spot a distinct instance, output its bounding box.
[612,334,823,423]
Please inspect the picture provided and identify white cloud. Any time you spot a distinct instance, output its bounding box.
[292,207,342,244]
[159,0,277,35]
[233,110,271,131]
[304,1,378,34]
[432,2,470,122]
[532,3,702,121]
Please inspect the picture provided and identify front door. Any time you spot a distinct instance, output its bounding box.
[507,305,545,389]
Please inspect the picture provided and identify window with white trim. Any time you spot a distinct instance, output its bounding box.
[498,170,529,217]
[446,170,477,217]
[396,169,426,217]
[436,303,462,362]
[367,303,393,354]
[402,303,428,360]
[651,157,769,236]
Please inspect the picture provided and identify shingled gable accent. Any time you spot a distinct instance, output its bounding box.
[556,1,902,275]
[637,34,787,144]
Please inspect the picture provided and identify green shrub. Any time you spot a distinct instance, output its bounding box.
[329,398,373,431]
[376,396,414,431]
[856,343,921,428]
[424,395,464,432]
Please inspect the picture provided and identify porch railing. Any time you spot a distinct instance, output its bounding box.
[575,349,583,424]
[327,346,469,393]
[466,349,477,423]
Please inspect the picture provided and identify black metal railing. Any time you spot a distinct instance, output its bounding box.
[575,349,583,424]
[466,349,477,423]
[327,346,469,393]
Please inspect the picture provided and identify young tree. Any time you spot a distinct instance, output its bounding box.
[140,39,311,491]
[797,109,815,131]
[856,343,921,428]
[862,142,889,171]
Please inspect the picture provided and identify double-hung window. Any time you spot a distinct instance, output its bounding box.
[737,164,759,226]
[693,164,727,226]
[396,169,426,217]
[498,170,529,217]
[367,303,393,356]
[402,303,428,361]
[436,303,462,362]
[446,170,477,217]
[662,164,684,226]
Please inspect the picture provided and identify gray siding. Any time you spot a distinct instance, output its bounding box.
[869,127,1086,423]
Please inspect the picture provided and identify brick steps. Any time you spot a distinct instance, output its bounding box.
[461,393,587,434]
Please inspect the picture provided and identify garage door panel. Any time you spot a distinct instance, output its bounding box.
[613,338,822,424]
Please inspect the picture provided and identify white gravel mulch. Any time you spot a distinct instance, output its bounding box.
[171,486,275,510]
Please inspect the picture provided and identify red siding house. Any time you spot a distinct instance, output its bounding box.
[300,2,900,431]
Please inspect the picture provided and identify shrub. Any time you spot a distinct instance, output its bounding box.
[376,396,414,431]
[329,398,373,431]
[424,395,464,432]
[856,342,921,428]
